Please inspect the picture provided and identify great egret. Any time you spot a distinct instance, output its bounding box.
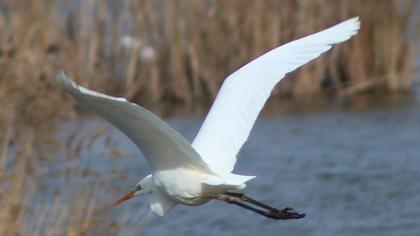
[57,17,360,220]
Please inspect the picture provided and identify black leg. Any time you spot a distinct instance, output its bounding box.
[211,194,306,220]
[224,192,276,210]
[222,196,268,216]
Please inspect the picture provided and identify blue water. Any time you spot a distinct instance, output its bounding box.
[58,102,420,236]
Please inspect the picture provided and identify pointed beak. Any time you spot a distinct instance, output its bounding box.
[112,190,136,207]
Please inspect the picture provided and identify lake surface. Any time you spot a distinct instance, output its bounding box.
[58,101,420,236]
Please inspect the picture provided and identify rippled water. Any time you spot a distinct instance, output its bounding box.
[62,103,420,236]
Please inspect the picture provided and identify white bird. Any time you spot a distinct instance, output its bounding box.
[57,17,360,220]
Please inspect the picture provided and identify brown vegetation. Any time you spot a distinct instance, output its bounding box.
[0,0,418,234]
[2,0,418,114]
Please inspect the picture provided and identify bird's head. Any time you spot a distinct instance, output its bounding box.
[112,174,153,207]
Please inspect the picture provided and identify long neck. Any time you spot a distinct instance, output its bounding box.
[139,174,153,193]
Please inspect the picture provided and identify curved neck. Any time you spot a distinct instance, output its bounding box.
[138,174,153,193]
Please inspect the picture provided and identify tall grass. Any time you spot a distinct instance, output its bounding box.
[0,0,418,234]
[2,0,417,113]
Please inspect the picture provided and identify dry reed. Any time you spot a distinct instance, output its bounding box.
[2,0,417,114]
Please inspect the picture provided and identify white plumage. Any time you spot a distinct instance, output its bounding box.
[57,17,360,217]
[57,76,211,172]
[192,17,360,175]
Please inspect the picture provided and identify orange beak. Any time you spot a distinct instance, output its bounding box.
[112,190,136,207]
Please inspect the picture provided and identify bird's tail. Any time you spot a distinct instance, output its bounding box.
[203,173,255,189]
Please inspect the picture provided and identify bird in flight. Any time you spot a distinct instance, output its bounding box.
[57,17,360,220]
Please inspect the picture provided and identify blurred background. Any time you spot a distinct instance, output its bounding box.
[0,0,419,235]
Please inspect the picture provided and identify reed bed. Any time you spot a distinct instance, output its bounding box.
[2,0,418,114]
[0,0,418,234]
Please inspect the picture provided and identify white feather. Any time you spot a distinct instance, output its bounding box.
[192,17,361,175]
[149,188,176,216]
[56,72,211,173]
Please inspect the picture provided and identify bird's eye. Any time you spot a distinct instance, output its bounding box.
[134,185,142,191]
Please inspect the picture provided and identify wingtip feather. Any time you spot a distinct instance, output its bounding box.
[341,16,361,35]
[56,70,79,92]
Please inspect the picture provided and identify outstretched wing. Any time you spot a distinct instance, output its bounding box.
[57,72,211,173]
[192,17,360,175]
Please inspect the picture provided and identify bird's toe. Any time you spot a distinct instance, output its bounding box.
[268,207,306,220]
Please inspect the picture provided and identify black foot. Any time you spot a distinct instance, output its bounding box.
[265,207,306,220]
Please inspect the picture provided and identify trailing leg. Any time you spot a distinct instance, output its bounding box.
[206,193,306,220]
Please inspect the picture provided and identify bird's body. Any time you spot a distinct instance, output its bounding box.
[154,169,212,205]
[152,164,252,206]
[57,17,360,220]
[153,168,217,205]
